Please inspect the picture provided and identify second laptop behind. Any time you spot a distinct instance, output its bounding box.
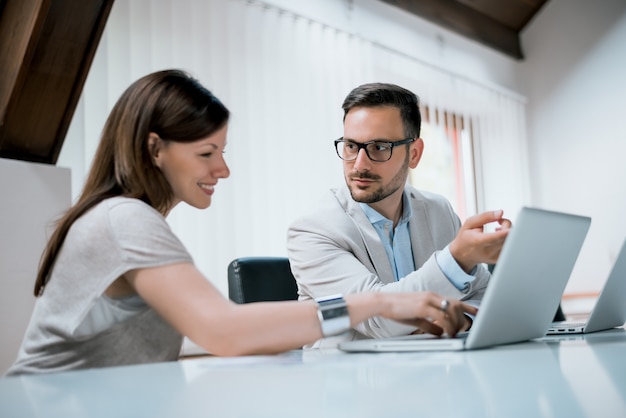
[547,237,626,335]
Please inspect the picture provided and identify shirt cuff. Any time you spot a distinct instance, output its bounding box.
[436,245,476,291]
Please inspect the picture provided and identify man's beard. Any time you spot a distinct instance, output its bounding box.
[347,157,409,204]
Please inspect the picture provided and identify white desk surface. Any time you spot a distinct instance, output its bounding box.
[2,329,626,418]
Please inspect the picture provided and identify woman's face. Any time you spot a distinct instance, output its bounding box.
[152,124,230,210]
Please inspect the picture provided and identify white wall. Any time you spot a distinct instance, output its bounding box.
[0,159,71,374]
[519,0,626,294]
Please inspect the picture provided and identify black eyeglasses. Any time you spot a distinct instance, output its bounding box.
[334,137,415,162]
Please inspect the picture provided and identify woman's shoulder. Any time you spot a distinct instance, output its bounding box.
[90,197,190,259]
[103,196,160,215]
[91,196,160,221]
[82,197,167,234]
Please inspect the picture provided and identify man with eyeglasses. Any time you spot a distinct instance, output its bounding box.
[287,82,511,348]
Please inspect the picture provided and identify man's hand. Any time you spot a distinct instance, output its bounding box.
[449,210,512,273]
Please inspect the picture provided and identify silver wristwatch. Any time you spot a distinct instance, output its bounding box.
[315,294,350,337]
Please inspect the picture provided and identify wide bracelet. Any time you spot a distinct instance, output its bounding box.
[315,294,350,337]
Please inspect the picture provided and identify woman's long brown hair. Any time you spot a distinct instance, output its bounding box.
[34,69,229,296]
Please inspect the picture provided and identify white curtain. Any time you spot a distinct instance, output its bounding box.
[59,0,529,297]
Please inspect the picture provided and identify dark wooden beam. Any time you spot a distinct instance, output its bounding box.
[0,0,114,164]
[380,0,524,60]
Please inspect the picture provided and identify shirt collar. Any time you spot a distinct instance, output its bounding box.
[359,190,413,226]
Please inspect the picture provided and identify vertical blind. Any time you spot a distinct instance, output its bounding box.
[60,0,529,296]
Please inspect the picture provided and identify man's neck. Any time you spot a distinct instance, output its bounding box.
[367,193,404,227]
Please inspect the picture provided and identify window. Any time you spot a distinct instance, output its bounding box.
[409,107,476,221]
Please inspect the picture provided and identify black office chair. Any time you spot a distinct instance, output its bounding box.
[227,257,298,304]
[487,263,565,321]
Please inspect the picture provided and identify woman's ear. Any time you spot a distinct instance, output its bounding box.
[148,133,162,167]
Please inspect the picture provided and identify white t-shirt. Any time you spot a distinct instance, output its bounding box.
[6,197,193,375]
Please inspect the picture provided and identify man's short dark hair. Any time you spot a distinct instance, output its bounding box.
[342,83,421,138]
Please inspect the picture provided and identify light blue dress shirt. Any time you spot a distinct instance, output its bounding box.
[360,192,475,290]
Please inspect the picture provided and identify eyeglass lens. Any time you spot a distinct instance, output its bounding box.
[336,141,392,162]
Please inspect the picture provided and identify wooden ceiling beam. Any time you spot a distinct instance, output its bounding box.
[380,0,525,60]
[0,0,114,164]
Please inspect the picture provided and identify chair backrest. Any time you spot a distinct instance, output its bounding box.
[227,257,298,304]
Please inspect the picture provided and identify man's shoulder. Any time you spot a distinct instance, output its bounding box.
[405,185,453,209]
[288,186,353,230]
[300,186,351,213]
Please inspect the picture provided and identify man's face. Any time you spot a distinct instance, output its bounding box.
[342,105,422,206]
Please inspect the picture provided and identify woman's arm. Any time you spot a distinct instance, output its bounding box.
[125,262,476,356]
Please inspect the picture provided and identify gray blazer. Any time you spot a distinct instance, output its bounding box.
[287,183,490,347]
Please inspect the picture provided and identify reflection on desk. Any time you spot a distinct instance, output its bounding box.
[2,328,626,418]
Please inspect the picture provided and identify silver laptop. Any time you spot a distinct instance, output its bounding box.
[338,207,591,352]
[547,238,626,335]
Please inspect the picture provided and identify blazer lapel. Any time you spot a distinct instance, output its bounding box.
[335,186,396,283]
[407,189,437,268]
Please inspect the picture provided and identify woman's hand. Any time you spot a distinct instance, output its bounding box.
[346,292,477,338]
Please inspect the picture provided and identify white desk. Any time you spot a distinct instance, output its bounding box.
[2,329,626,418]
